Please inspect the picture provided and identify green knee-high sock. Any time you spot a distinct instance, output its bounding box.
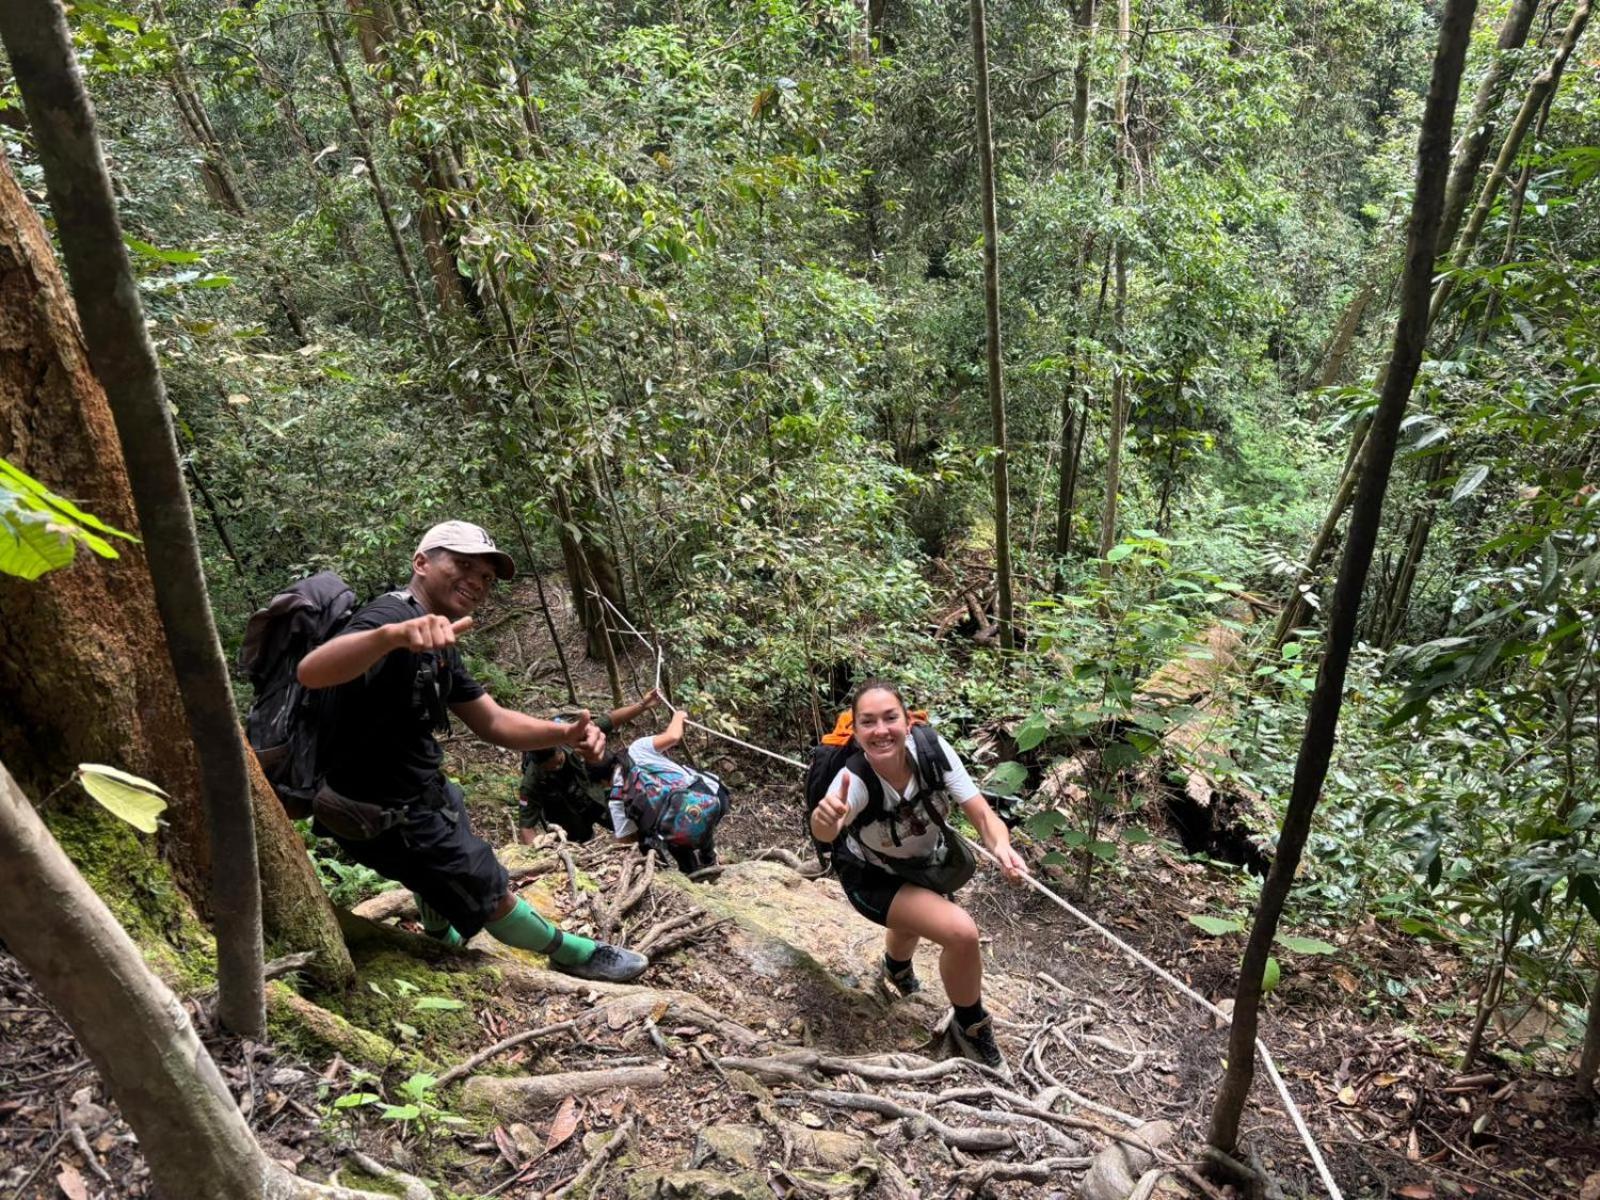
[414,894,463,948]
[485,898,596,967]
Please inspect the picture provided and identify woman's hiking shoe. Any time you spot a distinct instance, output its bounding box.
[553,943,649,983]
[949,1012,1011,1076]
[880,958,922,998]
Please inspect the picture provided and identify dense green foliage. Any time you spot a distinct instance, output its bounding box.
[7,0,1597,1080]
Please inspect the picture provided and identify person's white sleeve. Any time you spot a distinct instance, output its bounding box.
[934,734,981,803]
[825,767,871,820]
[627,737,677,774]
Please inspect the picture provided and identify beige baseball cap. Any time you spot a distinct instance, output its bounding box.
[414,520,516,580]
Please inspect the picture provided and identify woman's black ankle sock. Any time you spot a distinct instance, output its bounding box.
[953,999,988,1027]
[884,952,914,974]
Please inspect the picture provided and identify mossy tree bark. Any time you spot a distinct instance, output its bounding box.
[1207,0,1477,1154]
[0,97,351,988]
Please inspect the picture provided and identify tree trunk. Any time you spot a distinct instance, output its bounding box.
[1432,0,1590,321]
[1436,0,1542,260]
[1378,450,1449,647]
[1097,0,1132,582]
[1578,958,1600,1101]
[0,61,351,1002]
[1053,396,1079,568]
[316,7,435,346]
[3,5,330,1031]
[1460,910,1523,1071]
[1312,273,1376,391]
[0,759,393,1200]
[1272,6,1584,648]
[1207,0,1477,1155]
[970,0,1014,653]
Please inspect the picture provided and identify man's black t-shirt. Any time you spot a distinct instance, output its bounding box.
[322,591,485,804]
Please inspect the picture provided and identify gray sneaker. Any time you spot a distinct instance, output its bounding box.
[949,1012,1011,1077]
[554,943,649,983]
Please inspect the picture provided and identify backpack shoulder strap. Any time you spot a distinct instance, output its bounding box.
[909,723,951,792]
[843,750,885,825]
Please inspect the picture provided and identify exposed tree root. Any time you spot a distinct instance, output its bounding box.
[547,1116,633,1200]
[266,985,437,1076]
[462,1065,669,1116]
[800,1089,1015,1152]
[490,959,763,1046]
[432,1012,604,1091]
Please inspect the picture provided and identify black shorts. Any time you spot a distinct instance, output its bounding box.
[327,781,508,938]
[834,852,907,927]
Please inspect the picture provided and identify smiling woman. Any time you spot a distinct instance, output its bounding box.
[810,678,1029,1074]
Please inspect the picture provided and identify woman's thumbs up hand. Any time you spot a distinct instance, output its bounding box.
[812,782,853,842]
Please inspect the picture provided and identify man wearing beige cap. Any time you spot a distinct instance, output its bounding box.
[297,520,648,982]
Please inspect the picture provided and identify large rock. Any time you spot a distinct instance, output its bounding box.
[692,1123,765,1170]
[627,1168,770,1199]
[657,860,1023,1052]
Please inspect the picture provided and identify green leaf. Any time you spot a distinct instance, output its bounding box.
[413,996,465,1012]
[1024,809,1068,839]
[986,761,1028,796]
[76,764,168,833]
[1041,850,1069,867]
[1261,956,1281,994]
[1106,543,1135,563]
[380,1104,421,1120]
[1187,914,1245,936]
[0,458,134,581]
[1275,934,1339,956]
[1121,826,1154,844]
[333,1092,379,1109]
[123,234,204,264]
[1450,464,1489,503]
[1089,840,1118,861]
[1013,714,1050,752]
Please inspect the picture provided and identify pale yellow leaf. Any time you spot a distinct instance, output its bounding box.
[77,763,168,833]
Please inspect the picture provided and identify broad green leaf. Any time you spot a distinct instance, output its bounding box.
[1089,840,1118,861]
[413,996,465,1011]
[1106,543,1135,563]
[1024,809,1068,839]
[1041,850,1069,867]
[123,234,204,264]
[333,1092,379,1109]
[380,1104,421,1120]
[1187,914,1245,936]
[1275,934,1339,956]
[1261,956,1281,994]
[986,761,1028,796]
[1121,826,1154,844]
[76,764,168,832]
[1013,714,1050,752]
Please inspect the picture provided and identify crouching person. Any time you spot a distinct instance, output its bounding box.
[611,708,728,873]
[296,520,648,983]
[516,688,664,845]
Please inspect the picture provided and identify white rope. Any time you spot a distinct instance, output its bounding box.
[582,588,1342,1199]
[963,838,1343,1200]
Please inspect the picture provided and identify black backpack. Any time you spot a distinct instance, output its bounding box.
[802,718,951,870]
[239,571,357,819]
